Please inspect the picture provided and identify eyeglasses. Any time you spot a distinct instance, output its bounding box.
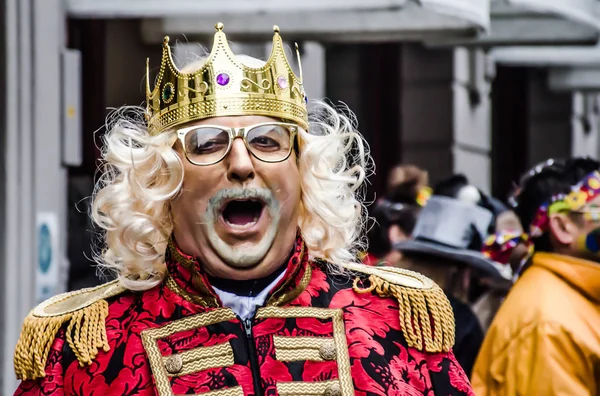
[176,122,298,166]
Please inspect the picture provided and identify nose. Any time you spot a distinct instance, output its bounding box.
[226,138,255,182]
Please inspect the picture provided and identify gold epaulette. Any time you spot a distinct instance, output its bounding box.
[343,263,455,353]
[14,280,127,380]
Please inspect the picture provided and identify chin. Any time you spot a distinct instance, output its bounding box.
[206,219,279,270]
[221,239,273,269]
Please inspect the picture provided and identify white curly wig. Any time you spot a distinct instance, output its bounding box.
[92,55,371,291]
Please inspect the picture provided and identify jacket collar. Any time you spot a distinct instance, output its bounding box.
[532,252,600,304]
[164,235,311,308]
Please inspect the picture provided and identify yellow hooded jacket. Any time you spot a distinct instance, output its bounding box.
[472,253,600,395]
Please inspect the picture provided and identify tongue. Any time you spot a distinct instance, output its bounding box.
[227,212,256,226]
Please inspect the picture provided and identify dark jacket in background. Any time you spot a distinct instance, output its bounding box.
[448,295,484,378]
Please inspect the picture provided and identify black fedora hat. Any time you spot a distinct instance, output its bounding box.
[394,196,512,281]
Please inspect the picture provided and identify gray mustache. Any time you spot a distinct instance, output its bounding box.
[208,187,279,214]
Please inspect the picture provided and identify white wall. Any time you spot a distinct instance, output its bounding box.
[452,47,492,194]
[2,0,36,391]
[1,0,67,393]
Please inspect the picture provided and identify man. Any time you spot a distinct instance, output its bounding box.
[394,196,512,377]
[13,23,472,395]
[434,175,516,332]
[472,157,600,395]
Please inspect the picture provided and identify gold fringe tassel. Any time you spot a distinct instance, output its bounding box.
[354,275,455,353]
[14,299,110,380]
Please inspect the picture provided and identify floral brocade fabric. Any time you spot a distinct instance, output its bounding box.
[15,238,474,396]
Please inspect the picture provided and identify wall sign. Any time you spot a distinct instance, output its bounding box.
[36,212,60,303]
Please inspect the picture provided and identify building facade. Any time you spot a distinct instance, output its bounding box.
[2,0,600,393]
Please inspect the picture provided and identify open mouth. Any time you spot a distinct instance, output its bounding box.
[220,199,265,227]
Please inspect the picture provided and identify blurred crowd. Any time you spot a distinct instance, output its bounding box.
[363,158,600,395]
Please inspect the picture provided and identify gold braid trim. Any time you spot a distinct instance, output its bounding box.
[13,280,126,380]
[345,263,455,353]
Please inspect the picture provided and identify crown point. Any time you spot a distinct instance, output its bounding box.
[163,36,170,45]
[273,25,280,33]
[215,22,224,31]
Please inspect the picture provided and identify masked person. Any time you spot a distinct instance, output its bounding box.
[472,157,600,395]
[475,230,529,332]
[13,24,473,396]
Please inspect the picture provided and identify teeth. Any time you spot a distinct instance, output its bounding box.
[252,215,259,222]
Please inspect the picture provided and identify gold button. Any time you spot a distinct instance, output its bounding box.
[324,383,341,396]
[164,354,183,374]
[319,340,337,361]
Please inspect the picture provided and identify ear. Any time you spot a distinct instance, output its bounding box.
[548,213,578,245]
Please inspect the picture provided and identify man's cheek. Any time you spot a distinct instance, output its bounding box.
[274,188,300,212]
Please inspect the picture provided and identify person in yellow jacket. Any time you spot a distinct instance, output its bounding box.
[472,157,600,395]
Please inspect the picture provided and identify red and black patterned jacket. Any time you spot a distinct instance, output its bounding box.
[14,238,474,395]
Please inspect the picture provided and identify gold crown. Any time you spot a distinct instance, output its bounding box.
[146,22,308,135]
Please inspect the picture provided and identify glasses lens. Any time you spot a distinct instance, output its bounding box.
[184,127,230,164]
[246,124,293,162]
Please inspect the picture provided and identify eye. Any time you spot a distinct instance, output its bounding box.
[249,135,280,149]
[185,128,229,154]
[247,125,290,152]
[191,140,228,154]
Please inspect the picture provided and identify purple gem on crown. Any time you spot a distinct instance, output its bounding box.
[216,73,230,86]
[277,76,288,89]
